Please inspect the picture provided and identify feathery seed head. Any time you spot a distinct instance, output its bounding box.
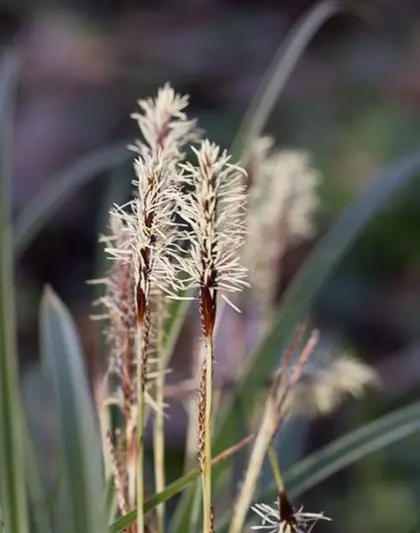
[178,140,248,333]
[109,85,199,315]
[130,82,199,160]
[284,353,379,417]
[91,216,136,423]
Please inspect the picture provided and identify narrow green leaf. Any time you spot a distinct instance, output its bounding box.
[14,143,129,259]
[105,476,118,524]
[164,292,193,360]
[23,429,53,533]
[284,400,420,499]
[230,0,343,159]
[0,50,30,533]
[409,518,420,533]
[40,288,106,533]
[215,400,420,531]
[108,468,199,533]
[167,482,200,533]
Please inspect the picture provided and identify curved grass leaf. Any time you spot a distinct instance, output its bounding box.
[0,50,30,533]
[40,288,105,533]
[285,400,420,499]
[108,435,255,533]
[108,467,198,533]
[23,429,53,533]
[164,291,194,360]
[230,0,343,159]
[215,399,420,530]
[409,518,420,533]
[13,142,129,259]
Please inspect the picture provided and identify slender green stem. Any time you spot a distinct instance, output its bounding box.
[203,340,214,533]
[228,410,273,533]
[153,299,166,533]
[136,325,145,533]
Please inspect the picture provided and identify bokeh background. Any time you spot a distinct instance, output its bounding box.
[4,0,420,531]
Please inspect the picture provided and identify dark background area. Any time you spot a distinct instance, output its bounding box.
[3,1,420,532]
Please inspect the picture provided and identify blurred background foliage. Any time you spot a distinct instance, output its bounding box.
[3,1,420,532]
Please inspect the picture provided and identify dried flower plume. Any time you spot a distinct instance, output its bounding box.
[179,140,248,331]
[284,353,379,417]
[130,82,199,160]
[243,137,320,313]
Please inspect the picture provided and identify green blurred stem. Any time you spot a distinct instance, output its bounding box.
[203,340,214,533]
[153,297,166,533]
[268,445,285,493]
[136,324,146,533]
[228,406,274,533]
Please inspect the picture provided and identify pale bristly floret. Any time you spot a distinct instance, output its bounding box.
[107,153,182,300]
[106,84,199,300]
[244,137,320,310]
[92,216,168,415]
[130,82,199,160]
[178,140,249,305]
[251,501,331,533]
[283,354,379,417]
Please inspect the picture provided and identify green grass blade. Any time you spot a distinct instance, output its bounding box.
[108,433,254,533]
[0,50,30,533]
[108,468,199,533]
[23,429,53,533]
[105,476,118,524]
[215,400,420,531]
[40,288,106,533]
[284,401,420,499]
[164,292,193,359]
[214,152,420,457]
[13,142,129,259]
[230,0,343,159]
[409,518,420,533]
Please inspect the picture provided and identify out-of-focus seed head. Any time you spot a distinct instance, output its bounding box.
[243,137,320,312]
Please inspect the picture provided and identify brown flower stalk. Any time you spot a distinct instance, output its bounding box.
[105,430,129,516]
[179,140,248,532]
[152,294,168,533]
